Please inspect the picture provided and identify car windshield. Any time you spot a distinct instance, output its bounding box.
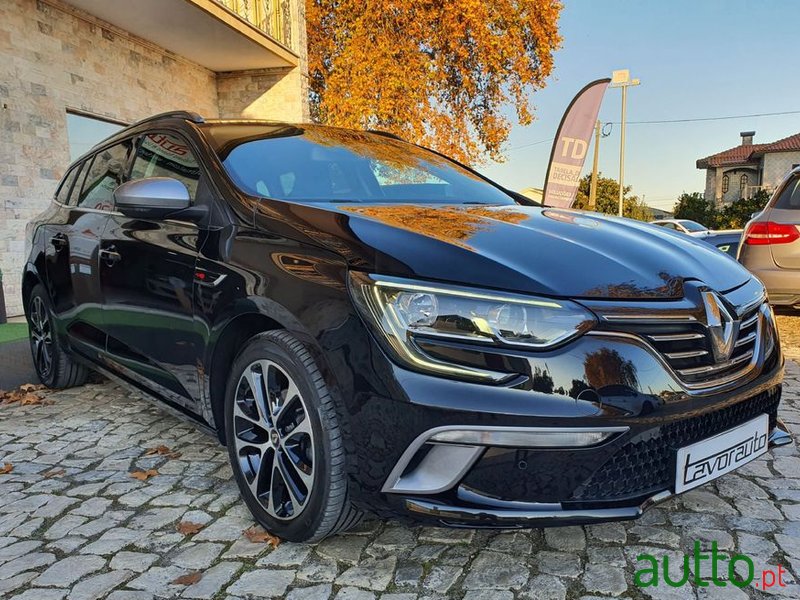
[206,124,515,205]
[679,220,707,232]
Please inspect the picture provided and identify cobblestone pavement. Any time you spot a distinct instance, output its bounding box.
[1,358,800,599]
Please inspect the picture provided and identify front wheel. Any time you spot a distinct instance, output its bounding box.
[27,284,88,388]
[224,330,362,542]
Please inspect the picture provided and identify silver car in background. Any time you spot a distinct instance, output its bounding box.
[739,166,800,307]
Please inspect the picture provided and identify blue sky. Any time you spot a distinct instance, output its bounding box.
[481,0,800,210]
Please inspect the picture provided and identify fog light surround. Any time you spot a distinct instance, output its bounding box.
[429,426,628,448]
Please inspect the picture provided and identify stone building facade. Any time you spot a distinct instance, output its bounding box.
[697,131,800,206]
[0,0,308,317]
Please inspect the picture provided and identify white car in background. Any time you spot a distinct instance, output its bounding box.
[651,219,710,237]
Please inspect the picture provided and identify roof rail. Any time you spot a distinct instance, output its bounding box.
[128,111,205,128]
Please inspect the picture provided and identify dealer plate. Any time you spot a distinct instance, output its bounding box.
[675,413,769,494]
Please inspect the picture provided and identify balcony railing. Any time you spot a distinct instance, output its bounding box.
[215,0,293,50]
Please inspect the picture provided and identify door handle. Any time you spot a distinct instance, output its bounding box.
[50,233,67,251]
[99,247,122,267]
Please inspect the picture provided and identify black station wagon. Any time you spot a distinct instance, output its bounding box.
[23,111,791,541]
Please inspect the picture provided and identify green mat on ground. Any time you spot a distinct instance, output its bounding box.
[0,323,29,345]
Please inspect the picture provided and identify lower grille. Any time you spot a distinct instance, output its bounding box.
[572,387,781,502]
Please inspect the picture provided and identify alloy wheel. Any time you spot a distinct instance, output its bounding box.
[232,359,315,520]
[29,296,53,379]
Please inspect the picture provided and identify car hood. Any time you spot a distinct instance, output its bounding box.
[255,202,752,299]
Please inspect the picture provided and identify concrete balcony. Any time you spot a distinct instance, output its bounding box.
[62,0,299,71]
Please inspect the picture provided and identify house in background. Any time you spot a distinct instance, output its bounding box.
[697,130,800,205]
[0,0,307,317]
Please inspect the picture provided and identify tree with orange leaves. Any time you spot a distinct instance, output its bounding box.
[307,0,562,165]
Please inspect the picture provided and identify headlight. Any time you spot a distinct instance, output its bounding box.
[349,272,596,381]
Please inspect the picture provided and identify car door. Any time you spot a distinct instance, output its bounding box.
[99,130,206,408]
[43,140,134,363]
[764,173,800,269]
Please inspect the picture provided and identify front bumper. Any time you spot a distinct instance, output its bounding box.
[345,280,789,527]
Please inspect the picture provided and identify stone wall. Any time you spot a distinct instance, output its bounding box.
[0,0,220,317]
[763,151,800,190]
[0,0,309,317]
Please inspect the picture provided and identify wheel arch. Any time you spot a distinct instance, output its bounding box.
[21,266,44,319]
[204,297,349,446]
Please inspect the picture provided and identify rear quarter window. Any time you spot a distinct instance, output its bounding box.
[774,175,800,209]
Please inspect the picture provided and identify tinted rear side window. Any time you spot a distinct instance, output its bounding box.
[55,165,81,204]
[774,175,800,209]
[76,140,133,210]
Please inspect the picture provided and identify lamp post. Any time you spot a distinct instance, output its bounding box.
[609,69,640,217]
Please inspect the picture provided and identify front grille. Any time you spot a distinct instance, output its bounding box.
[572,386,781,502]
[608,303,762,387]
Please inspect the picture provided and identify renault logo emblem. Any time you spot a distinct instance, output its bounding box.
[701,291,739,363]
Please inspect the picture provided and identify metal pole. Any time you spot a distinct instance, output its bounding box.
[618,85,627,217]
[589,120,601,210]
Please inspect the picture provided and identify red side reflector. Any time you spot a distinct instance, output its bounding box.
[744,221,800,245]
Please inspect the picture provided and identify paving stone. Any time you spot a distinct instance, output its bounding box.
[582,563,627,595]
[0,540,41,563]
[9,589,68,600]
[80,528,145,555]
[170,542,225,569]
[0,552,56,579]
[336,556,396,591]
[315,535,368,564]
[0,572,37,596]
[333,588,375,600]
[109,551,158,573]
[127,566,187,595]
[536,551,582,578]
[544,526,585,551]
[33,555,106,587]
[67,569,133,600]
[285,584,333,600]
[518,574,566,600]
[586,522,627,543]
[180,561,241,599]
[192,515,253,542]
[256,543,312,567]
[297,557,339,583]
[226,568,296,597]
[423,564,462,594]
[462,551,529,589]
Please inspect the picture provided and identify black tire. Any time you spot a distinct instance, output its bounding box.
[224,330,363,542]
[27,284,89,389]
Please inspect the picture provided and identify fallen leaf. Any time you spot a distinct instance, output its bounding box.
[129,469,159,481]
[43,468,66,478]
[19,383,46,392]
[144,445,182,459]
[172,572,202,585]
[0,463,13,475]
[20,393,44,406]
[176,521,204,535]
[243,525,281,547]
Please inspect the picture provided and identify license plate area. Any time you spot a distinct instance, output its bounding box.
[675,413,769,494]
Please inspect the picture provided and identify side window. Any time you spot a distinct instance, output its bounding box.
[774,175,800,210]
[76,140,133,211]
[131,132,201,201]
[55,164,81,204]
[659,222,676,230]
